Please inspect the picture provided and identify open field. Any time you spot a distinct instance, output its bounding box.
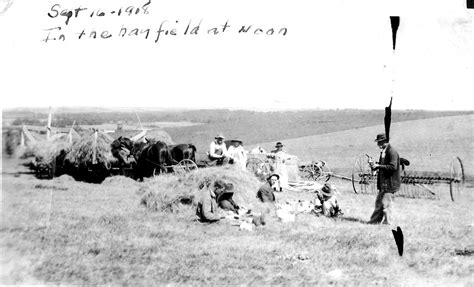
[257,114,474,181]
[1,114,473,285]
[1,161,473,285]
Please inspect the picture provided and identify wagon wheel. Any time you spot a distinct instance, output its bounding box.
[449,157,465,202]
[302,161,331,182]
[246,157,271,181]
[352,155,376,194]
[174,159,198,176]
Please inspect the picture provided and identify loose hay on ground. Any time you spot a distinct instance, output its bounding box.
[55,174,75,183]
[102,175,139,188]
[139,166,266,214]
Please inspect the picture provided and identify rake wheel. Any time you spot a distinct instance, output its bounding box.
[174,159,198,176]
[449,156,465,202]
[352,154,377,194]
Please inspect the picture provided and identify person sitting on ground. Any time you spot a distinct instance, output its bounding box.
[257,174,280,203]
[196,179,225,223]
[227,140,248,171]
[208,134,230,166]
[314,184,342,217]
[215,181,240,214]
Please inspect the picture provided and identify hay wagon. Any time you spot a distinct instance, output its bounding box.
[351,154,465,201]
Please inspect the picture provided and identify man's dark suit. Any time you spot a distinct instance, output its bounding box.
[369,143,401,224]
[376,144,401,193]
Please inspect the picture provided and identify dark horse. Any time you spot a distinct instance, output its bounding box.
[132,140,176,181]
[170,144,197,163]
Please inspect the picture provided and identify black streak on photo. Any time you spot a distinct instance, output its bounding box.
[392,226,404,256]
[384,97,392,142]
[390,16,400,50]
[468,0,474,8]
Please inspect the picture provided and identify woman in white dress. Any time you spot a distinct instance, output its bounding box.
[227,140,248,171]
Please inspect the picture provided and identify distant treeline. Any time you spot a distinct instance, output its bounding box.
[4,109,472,153]
[5,109,244,127]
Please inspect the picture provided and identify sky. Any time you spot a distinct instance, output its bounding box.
[0,0,472,111]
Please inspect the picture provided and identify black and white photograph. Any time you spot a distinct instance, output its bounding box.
[1,0,473,285]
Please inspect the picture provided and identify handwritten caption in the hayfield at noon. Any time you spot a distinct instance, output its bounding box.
[42,0,288,43]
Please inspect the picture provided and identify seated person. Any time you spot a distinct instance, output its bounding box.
[208,134,230,166]
[196,179,223,223]
[215,181,240,214]
[257,174,279,203]
[227,140,248,171]
[314,184,342,217]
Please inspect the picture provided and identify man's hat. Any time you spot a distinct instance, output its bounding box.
[321,183,336,197]
[275,142,284,148]
[215,133,225,139]
[231,139,243,145]
[374,133,387,142]
[215,182,234,201]
[267,174,280,181]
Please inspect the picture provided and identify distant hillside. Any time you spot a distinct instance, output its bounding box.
[256,114,474,180]
[163,110,473,153]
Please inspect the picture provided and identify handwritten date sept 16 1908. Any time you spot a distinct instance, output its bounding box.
[47,0,151,25]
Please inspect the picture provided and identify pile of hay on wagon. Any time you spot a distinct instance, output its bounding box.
[20,131,80,178]
[64,130,117,183]
[139,166,266,214]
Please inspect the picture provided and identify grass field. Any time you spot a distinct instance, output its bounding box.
[1,114,473,285]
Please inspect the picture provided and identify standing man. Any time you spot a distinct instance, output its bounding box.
[268,142,291,190]
[368,133,401,225]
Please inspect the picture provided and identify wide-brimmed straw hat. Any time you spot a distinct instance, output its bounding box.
[374,133,387,142]
[275,142,284,148]
[321,183,336,197]
[215,133,225,139]
[267,174,280,181]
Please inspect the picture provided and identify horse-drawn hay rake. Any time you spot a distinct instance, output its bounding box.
[351,155,465,201]
[245,153,332,184]
[246,154,273,181]
[299,160,332,183]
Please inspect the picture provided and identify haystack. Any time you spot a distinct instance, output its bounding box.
[140,129,173,145]
[139,166,265,213]
[111,129,173,145]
